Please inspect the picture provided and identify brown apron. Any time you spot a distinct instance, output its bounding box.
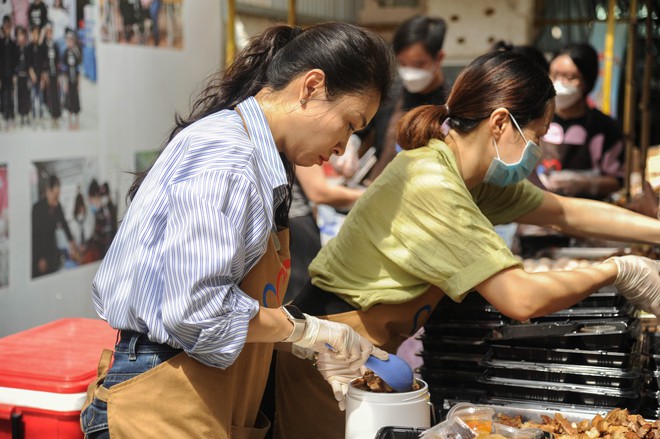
[274,285,445,439]
[86,230,290,439]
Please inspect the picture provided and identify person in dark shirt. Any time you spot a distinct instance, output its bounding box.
[0,14,17,129]
[28,0,48,30]
[15,25,31,126]
[42,22,61,128]
[32,174,79,278]
[62,29,80,129]
[358,15,449,185]
[540,43,624,200]
[27,25,45,126]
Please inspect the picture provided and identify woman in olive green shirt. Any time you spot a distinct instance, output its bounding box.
[273,50,660,439]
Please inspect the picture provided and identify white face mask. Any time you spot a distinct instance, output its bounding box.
[553,80,581,110]
[397,66,434,94]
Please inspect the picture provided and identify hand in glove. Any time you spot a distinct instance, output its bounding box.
[315,346,390,411]
[607,255,660,315]
[290,344,316,361]
[290,314,387,366]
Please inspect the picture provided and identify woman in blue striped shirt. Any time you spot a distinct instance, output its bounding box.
[81,22,394,438]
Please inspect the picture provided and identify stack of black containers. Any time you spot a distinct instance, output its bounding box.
[640,328,660,418]
[420,285,643,418]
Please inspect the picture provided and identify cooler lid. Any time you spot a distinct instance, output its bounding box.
[0,318,117,394]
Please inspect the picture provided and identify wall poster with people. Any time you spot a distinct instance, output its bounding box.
[99,0,183,49]
[0,164,7,288]
[31,157,118,279]
[0,0,98,132]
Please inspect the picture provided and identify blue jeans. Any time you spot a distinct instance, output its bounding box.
[80,331,182,438]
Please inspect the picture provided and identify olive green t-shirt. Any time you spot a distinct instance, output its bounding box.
[308,139,545,310]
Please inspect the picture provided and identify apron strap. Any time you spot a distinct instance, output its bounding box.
[83,348,114,407]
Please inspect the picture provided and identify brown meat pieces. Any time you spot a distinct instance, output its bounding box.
[496,408,660,439]
[351,370,421,393]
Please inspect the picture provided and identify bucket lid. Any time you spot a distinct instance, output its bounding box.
[0,318,117,394]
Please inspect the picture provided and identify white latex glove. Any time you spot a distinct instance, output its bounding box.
[315,346,389,411]
[290,344,315,361]
[292,315,385,365]
[606,255,660,315]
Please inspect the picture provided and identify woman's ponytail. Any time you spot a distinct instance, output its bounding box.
[396,104,449,150]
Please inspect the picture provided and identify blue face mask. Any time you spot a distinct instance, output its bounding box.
[483,112,541,187]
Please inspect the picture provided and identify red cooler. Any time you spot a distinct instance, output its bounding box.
[0,318,117,438]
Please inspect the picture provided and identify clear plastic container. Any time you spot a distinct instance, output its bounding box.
[447,403,496,435]
[420,403,545,439]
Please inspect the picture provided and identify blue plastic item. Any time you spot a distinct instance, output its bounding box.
[365,354,414,393]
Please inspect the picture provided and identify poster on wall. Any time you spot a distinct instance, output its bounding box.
[99,0,183,49]
[0,164,7,288]
[31,157,118,279]
[0,0,98,132]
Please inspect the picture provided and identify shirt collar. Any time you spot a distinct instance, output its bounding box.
[235,97,289,191]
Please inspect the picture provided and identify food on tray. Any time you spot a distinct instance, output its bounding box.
[496,408,660,439]
[351,370,420,393]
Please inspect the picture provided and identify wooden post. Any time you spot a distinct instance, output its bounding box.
[622,0,637,198]
[288,0,296,26]
[602,0,616,116]
[225,0,236,68]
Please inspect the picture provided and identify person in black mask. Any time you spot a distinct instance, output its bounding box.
[358,15,448,185]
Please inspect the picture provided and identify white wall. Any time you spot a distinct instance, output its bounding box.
[427,0,535,66]
[0,1,223,337]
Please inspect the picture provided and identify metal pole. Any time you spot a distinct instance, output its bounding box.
[288,0,296,26]
[640,0,654,185]
[622,0,638,199]
[225,0,236,68]
[602,0,616,116]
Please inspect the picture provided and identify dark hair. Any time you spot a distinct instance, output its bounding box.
[492,40,549,73]
[47,174,60,189]
[88,179,100,197]
[15,25,26,39]
[552,43,599,94]
[73,191,86,216]
[393,15,447,56]
[128,22,394,226]
[397,50,555,150]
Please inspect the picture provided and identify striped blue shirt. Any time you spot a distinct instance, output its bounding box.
[92,97,289,369]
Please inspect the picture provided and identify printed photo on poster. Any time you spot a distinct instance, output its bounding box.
[31,158,118,279]
[0,164,7,288]
[99,0,183,49]
[1,0,98,132]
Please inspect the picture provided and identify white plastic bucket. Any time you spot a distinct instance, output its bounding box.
[345,379,432,439]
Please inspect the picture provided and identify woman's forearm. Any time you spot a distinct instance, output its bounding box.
[296,165,363,207]
[477,263,618,321]
[519,192,660,245]
[558,197,660,244]
[246,307,294,343]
